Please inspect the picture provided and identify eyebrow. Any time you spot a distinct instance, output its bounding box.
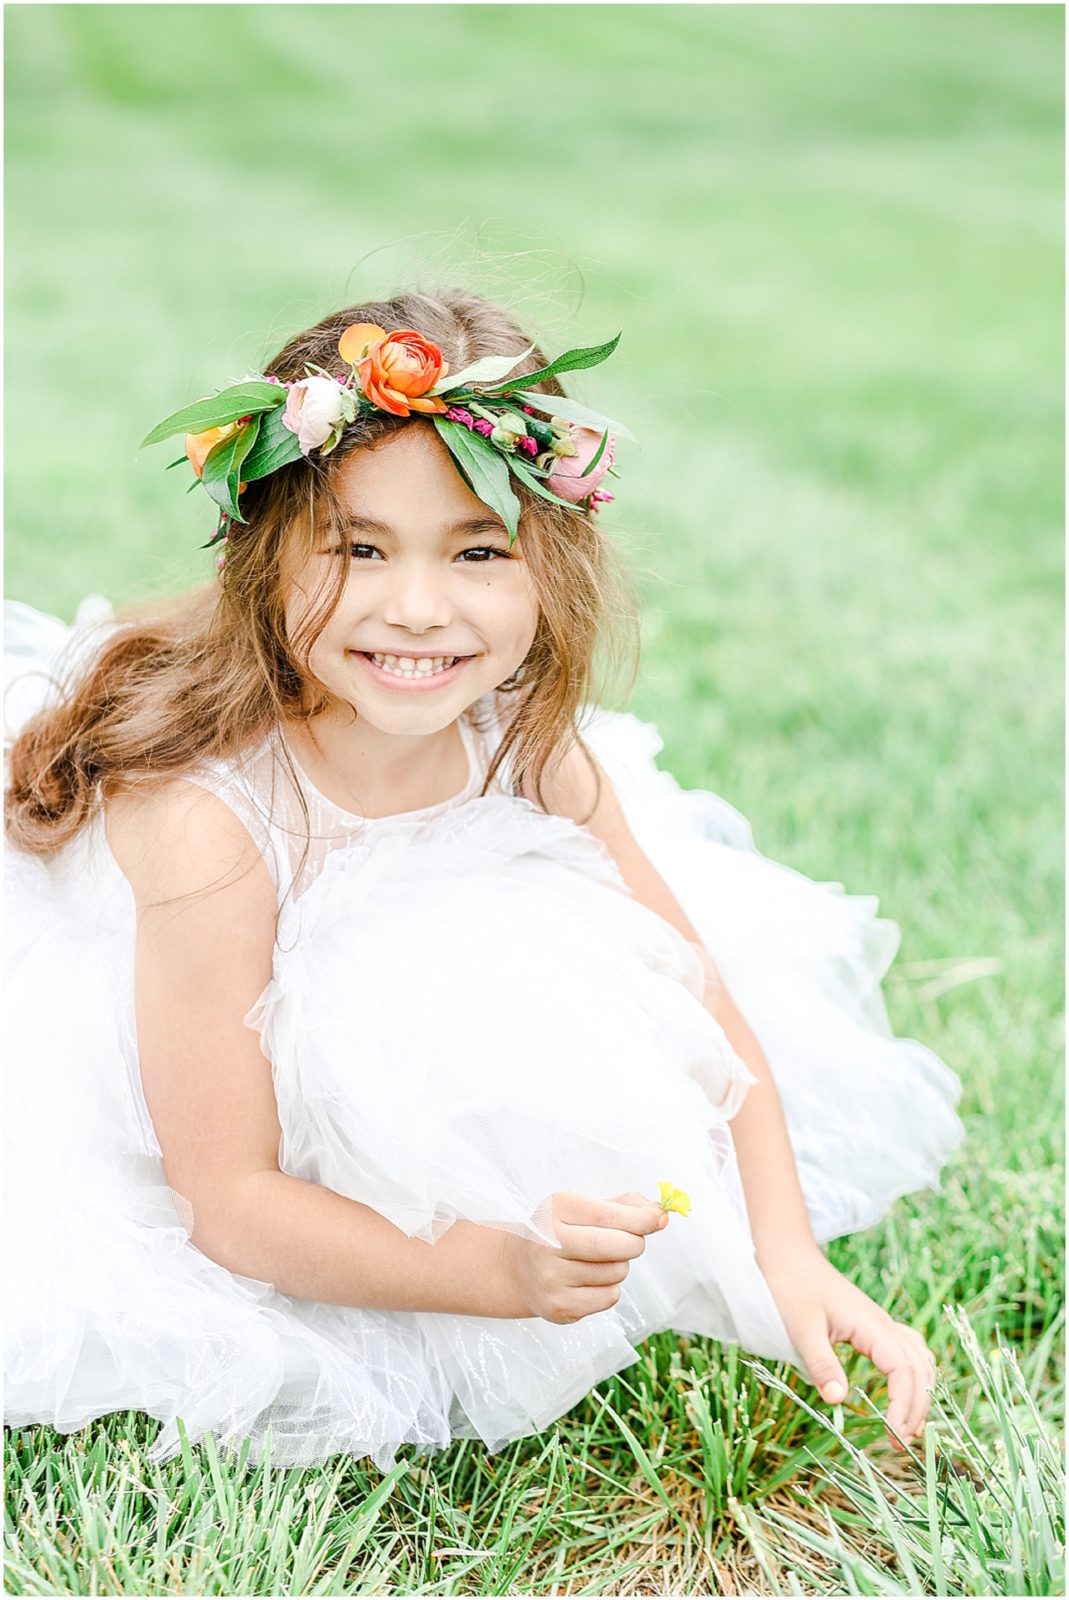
[341,514,509,540]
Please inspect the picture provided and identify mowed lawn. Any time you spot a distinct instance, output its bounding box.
[4,5,1063,1595]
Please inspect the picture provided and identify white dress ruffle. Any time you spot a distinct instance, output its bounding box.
[3,600,966,1469]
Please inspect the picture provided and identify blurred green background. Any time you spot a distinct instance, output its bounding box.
[6,6,1062,915]
[5,3,1063,1168]
[5,9,1064,1589]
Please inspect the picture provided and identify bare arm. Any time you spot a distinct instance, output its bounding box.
[534,745,942,1444]
[696,962,819,1267]
[532,742,818,1269]
[106,781,530,1317]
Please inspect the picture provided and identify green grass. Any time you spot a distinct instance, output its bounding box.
[4,4,1063,1594]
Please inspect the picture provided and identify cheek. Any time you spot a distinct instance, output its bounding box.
[519,586,542,648]
[494,567,540,640]
[304,611,351,678]
[284,565,350,656]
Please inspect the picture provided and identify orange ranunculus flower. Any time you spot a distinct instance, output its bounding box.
[339,324,451,418]
[185,420,240,479]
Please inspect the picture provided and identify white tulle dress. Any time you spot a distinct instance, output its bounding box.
[4,599,966,1469]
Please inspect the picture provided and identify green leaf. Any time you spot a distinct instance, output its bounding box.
[507,451,592,513]
[513,389,636,443]
[165,455,188,470]
[431,419,521,540]
[479,333,622,395]
[140,381,285,448]
[241,402,305,481]
[200,419,259,522]
[431,344,536,395]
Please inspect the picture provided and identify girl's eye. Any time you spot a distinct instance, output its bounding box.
[340,544,510,562]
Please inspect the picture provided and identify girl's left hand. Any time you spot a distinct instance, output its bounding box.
[759,1247,938,1451]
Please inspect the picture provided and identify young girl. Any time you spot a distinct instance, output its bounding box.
[5,287,964,1472]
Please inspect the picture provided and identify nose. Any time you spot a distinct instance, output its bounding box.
[380,562,453,635]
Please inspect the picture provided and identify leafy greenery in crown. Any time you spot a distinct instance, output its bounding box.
[142,324,632,556]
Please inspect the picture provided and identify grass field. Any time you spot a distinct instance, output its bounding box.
[4,4,1064,1594]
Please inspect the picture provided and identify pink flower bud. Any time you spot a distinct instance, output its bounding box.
[547,427,616,503]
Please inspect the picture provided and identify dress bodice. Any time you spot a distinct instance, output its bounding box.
[180,691,517,907]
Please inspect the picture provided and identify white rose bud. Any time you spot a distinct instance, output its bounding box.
[281,375,347,456]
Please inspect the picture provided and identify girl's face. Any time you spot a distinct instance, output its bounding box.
[284,423,540,736]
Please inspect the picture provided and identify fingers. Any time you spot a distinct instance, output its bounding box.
[796,1316,850,1407]
[558,1256,631,1289]
[802,1311,937,1450]
[553,1283,625,1322]
[553,1192,668,1262]
[895,1322,938,1437]
[853,1317,923,1447]
[608,1189,671,1241]
[901,1322,939,1388]
[557,1224,651,1263]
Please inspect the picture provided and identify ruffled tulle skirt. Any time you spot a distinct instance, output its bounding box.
[4,601,966,1468]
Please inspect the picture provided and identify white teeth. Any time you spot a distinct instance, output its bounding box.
[368,653,460,679]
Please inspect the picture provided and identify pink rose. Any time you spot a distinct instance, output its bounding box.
[281,376,346,456]
[546,427,616,503]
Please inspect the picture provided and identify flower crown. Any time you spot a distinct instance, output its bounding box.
[141,323,633,560]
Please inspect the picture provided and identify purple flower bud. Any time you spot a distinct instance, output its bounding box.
[473,418,494,436]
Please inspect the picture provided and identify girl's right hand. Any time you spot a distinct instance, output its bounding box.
[502,1191,669,1324]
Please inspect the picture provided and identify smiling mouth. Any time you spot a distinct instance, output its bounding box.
[356,651,474,682]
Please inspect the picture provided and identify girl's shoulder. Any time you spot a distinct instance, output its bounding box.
[104,732,283,908]
[104,768,276,918]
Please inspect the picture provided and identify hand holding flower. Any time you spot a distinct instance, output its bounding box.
[501,1190,669,1326]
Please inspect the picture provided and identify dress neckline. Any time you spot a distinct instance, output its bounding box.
[274,708,484,826]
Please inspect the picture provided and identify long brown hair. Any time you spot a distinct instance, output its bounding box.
[6,286,640,857]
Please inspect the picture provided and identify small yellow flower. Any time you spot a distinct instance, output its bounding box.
[658,1182,691,1217]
